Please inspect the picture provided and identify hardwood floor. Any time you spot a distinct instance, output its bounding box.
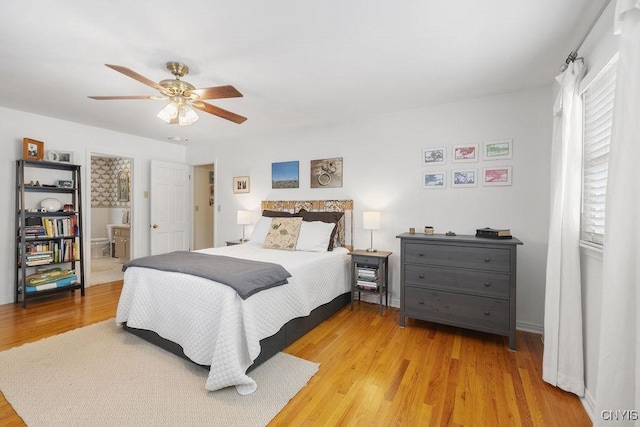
[0,282,591,426]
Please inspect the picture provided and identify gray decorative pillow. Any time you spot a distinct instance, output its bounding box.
[262,217,303,251]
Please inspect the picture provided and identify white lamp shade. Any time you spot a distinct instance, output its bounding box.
[237,210,252,225]
[363,211,381,230]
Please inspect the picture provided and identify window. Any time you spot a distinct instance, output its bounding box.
[581,59,617,245]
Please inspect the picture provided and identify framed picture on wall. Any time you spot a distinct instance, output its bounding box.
[310,157,343,188]
[233,176,250,194]
[483,139,513,160]
[423,170,447,189]
[422,147,446,166]
[272,161,299,189]
[451,169,477,188]
[452,144,479,163]
[482,166,512,186]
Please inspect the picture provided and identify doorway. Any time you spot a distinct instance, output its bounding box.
[193,163,215,250]
[88,153,133,285]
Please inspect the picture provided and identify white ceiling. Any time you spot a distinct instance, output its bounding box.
[0,1,603,145]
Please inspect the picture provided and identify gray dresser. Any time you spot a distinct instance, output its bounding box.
[396,233,522,350]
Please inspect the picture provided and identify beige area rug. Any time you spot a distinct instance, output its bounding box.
[89,256,124,285]
[0,320,319,427]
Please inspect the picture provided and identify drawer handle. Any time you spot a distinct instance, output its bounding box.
[418,299,424,305]
[484,257,491,262]
[418,253,425,257]
[484,310,491,316]
[419,274,425,279]
[484,282,491,287]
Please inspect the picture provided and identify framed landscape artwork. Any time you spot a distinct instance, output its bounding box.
[272,161,299,189]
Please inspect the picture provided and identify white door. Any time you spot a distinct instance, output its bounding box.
[150,160,190,255]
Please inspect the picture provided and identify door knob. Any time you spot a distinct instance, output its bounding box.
[152,224,158,229]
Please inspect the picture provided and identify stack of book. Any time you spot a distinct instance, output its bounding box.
[356,265,378,291]
[22,225,47,239]
[476,227,512,239]
[24,250,54,266]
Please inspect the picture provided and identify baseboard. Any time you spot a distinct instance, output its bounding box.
[581,388,596,423]
[516,320,543,334]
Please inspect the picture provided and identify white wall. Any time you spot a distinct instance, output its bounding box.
[187,85,553,332]
[1,107,186,304]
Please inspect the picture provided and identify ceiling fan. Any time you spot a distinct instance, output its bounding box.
[88,62,247,126]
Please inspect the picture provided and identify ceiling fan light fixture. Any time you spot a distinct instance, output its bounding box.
[178,103,198,126]
[157,101,179,123]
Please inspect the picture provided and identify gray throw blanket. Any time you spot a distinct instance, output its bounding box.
[122,251,291,299]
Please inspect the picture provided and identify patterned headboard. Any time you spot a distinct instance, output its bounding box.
[261,200,353,250]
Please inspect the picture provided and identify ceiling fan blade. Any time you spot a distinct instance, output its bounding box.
[185,85,243,100]
[88,95,162,100]
[105,64,166,93]
[192,101,247,124]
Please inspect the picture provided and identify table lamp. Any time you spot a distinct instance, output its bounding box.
[237,210,252,242]
[363,211,381,252]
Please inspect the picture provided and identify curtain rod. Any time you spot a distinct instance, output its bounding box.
[560,0,612,71]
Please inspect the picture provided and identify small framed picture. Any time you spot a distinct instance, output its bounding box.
[57,151,73,163]
[483,139,512,160]
[452,169,478,188]
[422,147,446,166]
[233,176,250,194]
[57,179,74,189]
[23,138,44,161]
[423,170,447,189]
[452,144,479,163]
[483,166,512,186]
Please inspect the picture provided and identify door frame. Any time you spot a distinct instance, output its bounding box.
[84,147,135,287]
[190,160,217,248]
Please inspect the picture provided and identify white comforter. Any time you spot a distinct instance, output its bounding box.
[115,243,350,394]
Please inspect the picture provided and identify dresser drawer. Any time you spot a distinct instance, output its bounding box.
[404,265,510,298]
[404,286,509,331]
[404,242,511,272]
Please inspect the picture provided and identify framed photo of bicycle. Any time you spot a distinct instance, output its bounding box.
[310,157,343,188]
[451,169,477,188]
[422,147,446,166]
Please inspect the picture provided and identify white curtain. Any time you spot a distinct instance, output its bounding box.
[595,1,640,425]
[542,60,585,396]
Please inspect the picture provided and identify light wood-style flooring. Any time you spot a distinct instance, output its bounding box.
[0,282,591,426]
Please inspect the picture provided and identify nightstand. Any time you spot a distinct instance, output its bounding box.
[225,240,248,246]
[349,249,392,315]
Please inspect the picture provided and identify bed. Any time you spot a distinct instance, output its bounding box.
[115,199,353,394]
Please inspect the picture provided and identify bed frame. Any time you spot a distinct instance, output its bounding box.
[123,199,354,372]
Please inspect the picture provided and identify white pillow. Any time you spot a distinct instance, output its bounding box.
[296,220,336,252]
[250,216,272,244]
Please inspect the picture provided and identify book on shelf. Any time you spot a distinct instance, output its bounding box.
[475,227,512,239]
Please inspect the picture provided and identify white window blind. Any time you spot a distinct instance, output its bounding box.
[581,60,617,245]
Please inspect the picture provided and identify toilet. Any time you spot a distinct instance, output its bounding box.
[91,238,111,258]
